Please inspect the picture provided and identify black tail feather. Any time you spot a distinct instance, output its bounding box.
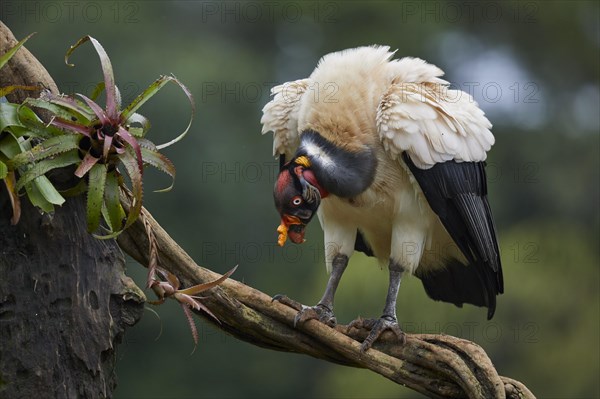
[416,258,497,319]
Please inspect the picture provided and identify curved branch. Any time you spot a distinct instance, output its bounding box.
[117,206,535,399]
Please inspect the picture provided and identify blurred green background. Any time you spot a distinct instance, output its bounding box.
[2,1,599,398]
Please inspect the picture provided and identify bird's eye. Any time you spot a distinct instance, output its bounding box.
[291,196,303,206]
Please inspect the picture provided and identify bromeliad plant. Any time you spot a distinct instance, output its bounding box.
[2,35,194,237]
[1,35,235,346]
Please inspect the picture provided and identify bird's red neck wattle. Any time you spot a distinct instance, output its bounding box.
[302,169,328,198]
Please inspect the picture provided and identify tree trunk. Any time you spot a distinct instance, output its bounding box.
[0,21,145,398]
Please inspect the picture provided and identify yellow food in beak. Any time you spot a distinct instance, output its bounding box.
[276,215,302,246]
[277,223,288,247]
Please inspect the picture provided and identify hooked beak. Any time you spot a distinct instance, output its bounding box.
[276,215,306,246]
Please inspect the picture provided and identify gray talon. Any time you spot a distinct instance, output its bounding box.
[351,316,406,352]
[294,304,337,327]
[272,294,303,311]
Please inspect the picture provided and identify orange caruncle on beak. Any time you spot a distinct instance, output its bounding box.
[276,215,302,246]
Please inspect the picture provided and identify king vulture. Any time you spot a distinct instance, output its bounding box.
[261,46,503,351]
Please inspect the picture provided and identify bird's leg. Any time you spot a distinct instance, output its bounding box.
[293,253,349,327]
[350,261,406,351]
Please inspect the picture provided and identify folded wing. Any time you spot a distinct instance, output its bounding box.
[377,58,494,169]
[377,58,502,317]
[260,79,310,160]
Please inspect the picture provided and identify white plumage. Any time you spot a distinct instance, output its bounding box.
[262,45,493,271]
[262,45,494,169]
[262,46,502,347]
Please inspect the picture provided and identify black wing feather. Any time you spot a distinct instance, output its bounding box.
[403,153,503,319]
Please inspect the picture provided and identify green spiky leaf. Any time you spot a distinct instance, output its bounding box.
[33,175,66,206]
[120,148,144,229]
[120,74,195,149]
[20,175,66,215]
[141,147,176,192]
[102,171,126,233]
[15,150,80,191]
[25,179,55,213]
[0,32,35,70]
[29,94,93,124]
[17,104,64,138]
[0,160,7,179]
[60,179,87,197]
[9,134,80,168]
[0,133,24,159]
[0,103,23,132]
[126,112,151,137]
[86,163,107,233]
[89,82,106,101]
[119,151,144,229]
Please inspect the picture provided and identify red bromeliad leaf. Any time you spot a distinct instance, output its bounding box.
[142,213,160,288]
[151,280,176,299]
[176,291,221,326]
[75,151,100,178]
[76,93,109,125]
[177,265,238,296]
[50,117,92,137]
[136,138,158,150]
[147,298,166,306]
[65,36,119,121]
[162,269,180,291]
[36,91,94,122]
[117,126,143,174]
[102,133,113,160]
[188,298,220,323]
[181,304,199,348]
